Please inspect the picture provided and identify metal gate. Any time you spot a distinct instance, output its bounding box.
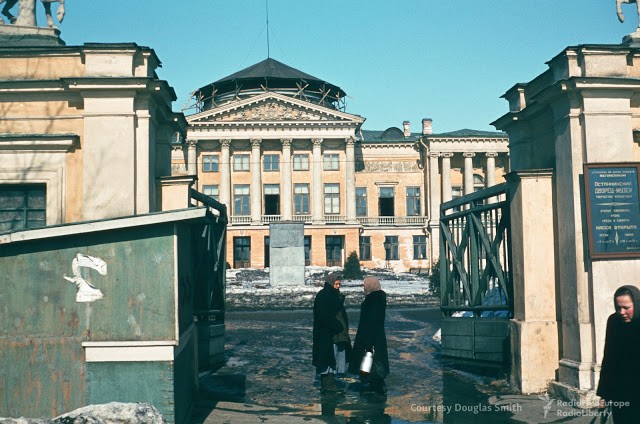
[439,183,513,363]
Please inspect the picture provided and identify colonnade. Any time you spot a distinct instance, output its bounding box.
[428,151,498,208]
[187,137,357,224]
[427,151,501,264]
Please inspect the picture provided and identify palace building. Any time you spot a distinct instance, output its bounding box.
[174,58,509,271]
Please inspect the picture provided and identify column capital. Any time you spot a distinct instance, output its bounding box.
[441,152,454,158]
[281,138,292,147]
[428,152,440,158]
[345,137,355,147]
[312,138,323,147]
[485,152,499,158]
[220,139,231,148]
[463,152,476,158]
[251,138,261,148]
[187,139,198,147]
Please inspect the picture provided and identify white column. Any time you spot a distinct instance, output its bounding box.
[486,152,497,187]
[345,137,356,223]
[220,139,231,207]
[428,152,441,267]
[463,152,475,195]
[187,140,197,175]
[486,152,498,204]
[251,138,262,224]
[312,138,323,223]
[281,138,293,220]
[441,153,453,202]
[428,152,441,220]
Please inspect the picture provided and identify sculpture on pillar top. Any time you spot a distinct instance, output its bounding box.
[0,0,65,28]
[617,0,640,31]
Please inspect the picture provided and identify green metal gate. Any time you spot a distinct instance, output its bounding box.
[439,183,513,363]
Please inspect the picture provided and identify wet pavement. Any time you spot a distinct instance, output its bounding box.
[193,307,605,423]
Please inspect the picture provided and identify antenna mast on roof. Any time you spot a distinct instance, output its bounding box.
[266,0,270,58]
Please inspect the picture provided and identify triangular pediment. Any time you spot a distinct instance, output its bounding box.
[187,92,364,125]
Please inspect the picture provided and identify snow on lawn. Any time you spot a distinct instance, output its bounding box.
[225,266,438,310]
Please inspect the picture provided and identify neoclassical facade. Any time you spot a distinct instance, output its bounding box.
[175,58,509,271]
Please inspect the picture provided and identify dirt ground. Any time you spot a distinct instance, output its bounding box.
[193,307,520,423]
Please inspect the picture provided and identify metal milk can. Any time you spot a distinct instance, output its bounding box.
[359,348,375,374]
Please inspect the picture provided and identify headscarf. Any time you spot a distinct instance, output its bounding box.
[363,276,381,295]
[325,272,342,287]
[613,285,640,322]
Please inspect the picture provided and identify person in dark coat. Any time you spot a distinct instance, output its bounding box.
[313,272,350,393]
[349,276,389,393]
[597,285,640,423]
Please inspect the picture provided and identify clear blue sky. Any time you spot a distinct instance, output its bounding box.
[53,0,638,133]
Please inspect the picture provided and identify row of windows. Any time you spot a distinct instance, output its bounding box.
[203,184,423,216]
[233,234,428,268]
[359,235,427,261]
[202,153,341,173]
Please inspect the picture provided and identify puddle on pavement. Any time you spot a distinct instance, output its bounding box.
[197,307,519,423]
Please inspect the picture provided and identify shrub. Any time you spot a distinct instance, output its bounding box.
[342,251,364,280]
[429,259,441,298]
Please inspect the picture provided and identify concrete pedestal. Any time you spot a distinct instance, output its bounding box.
[269,222,304,286]
[0,25,64,46]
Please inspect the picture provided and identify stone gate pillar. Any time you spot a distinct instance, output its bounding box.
[506,170,559,394]
[493,43,640,405]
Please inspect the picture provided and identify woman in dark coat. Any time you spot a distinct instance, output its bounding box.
[597,285,640,423]
[349,276,389,393]
[312,272,350,392]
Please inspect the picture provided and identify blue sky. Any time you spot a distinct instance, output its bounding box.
[52,1,639,133]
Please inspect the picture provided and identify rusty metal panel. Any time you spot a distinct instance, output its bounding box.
[0,337,85,418]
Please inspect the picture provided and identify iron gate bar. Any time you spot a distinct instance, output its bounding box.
[470,213,509,302]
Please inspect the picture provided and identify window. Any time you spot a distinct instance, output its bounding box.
[294,184,310,215]
[264,184,280,215]
[474,174,485,190]
[324,183,340,214]
[325,236,343,267]
[0,184,46,232]
[263,154,279,171]
[293,154,309,171]
[323,154,339,171]
[233,154,250,171]
[384,236,399,260]
[202,155,219,172]
[202,185,219,201]
[233,237,251,268]
[304,235,311,266]
[379,186,395,217]
[356,187,367,217]
[406,187,421,216]
[451,186,463,200]
[451,187,463,212]
[264,236,270,268]
[359,236,371,260]
[413,235,427,260]
[233,185,250,215]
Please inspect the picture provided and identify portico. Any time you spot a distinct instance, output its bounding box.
[419,130,510,266]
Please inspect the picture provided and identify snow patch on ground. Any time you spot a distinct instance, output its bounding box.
[226,266,438,310]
